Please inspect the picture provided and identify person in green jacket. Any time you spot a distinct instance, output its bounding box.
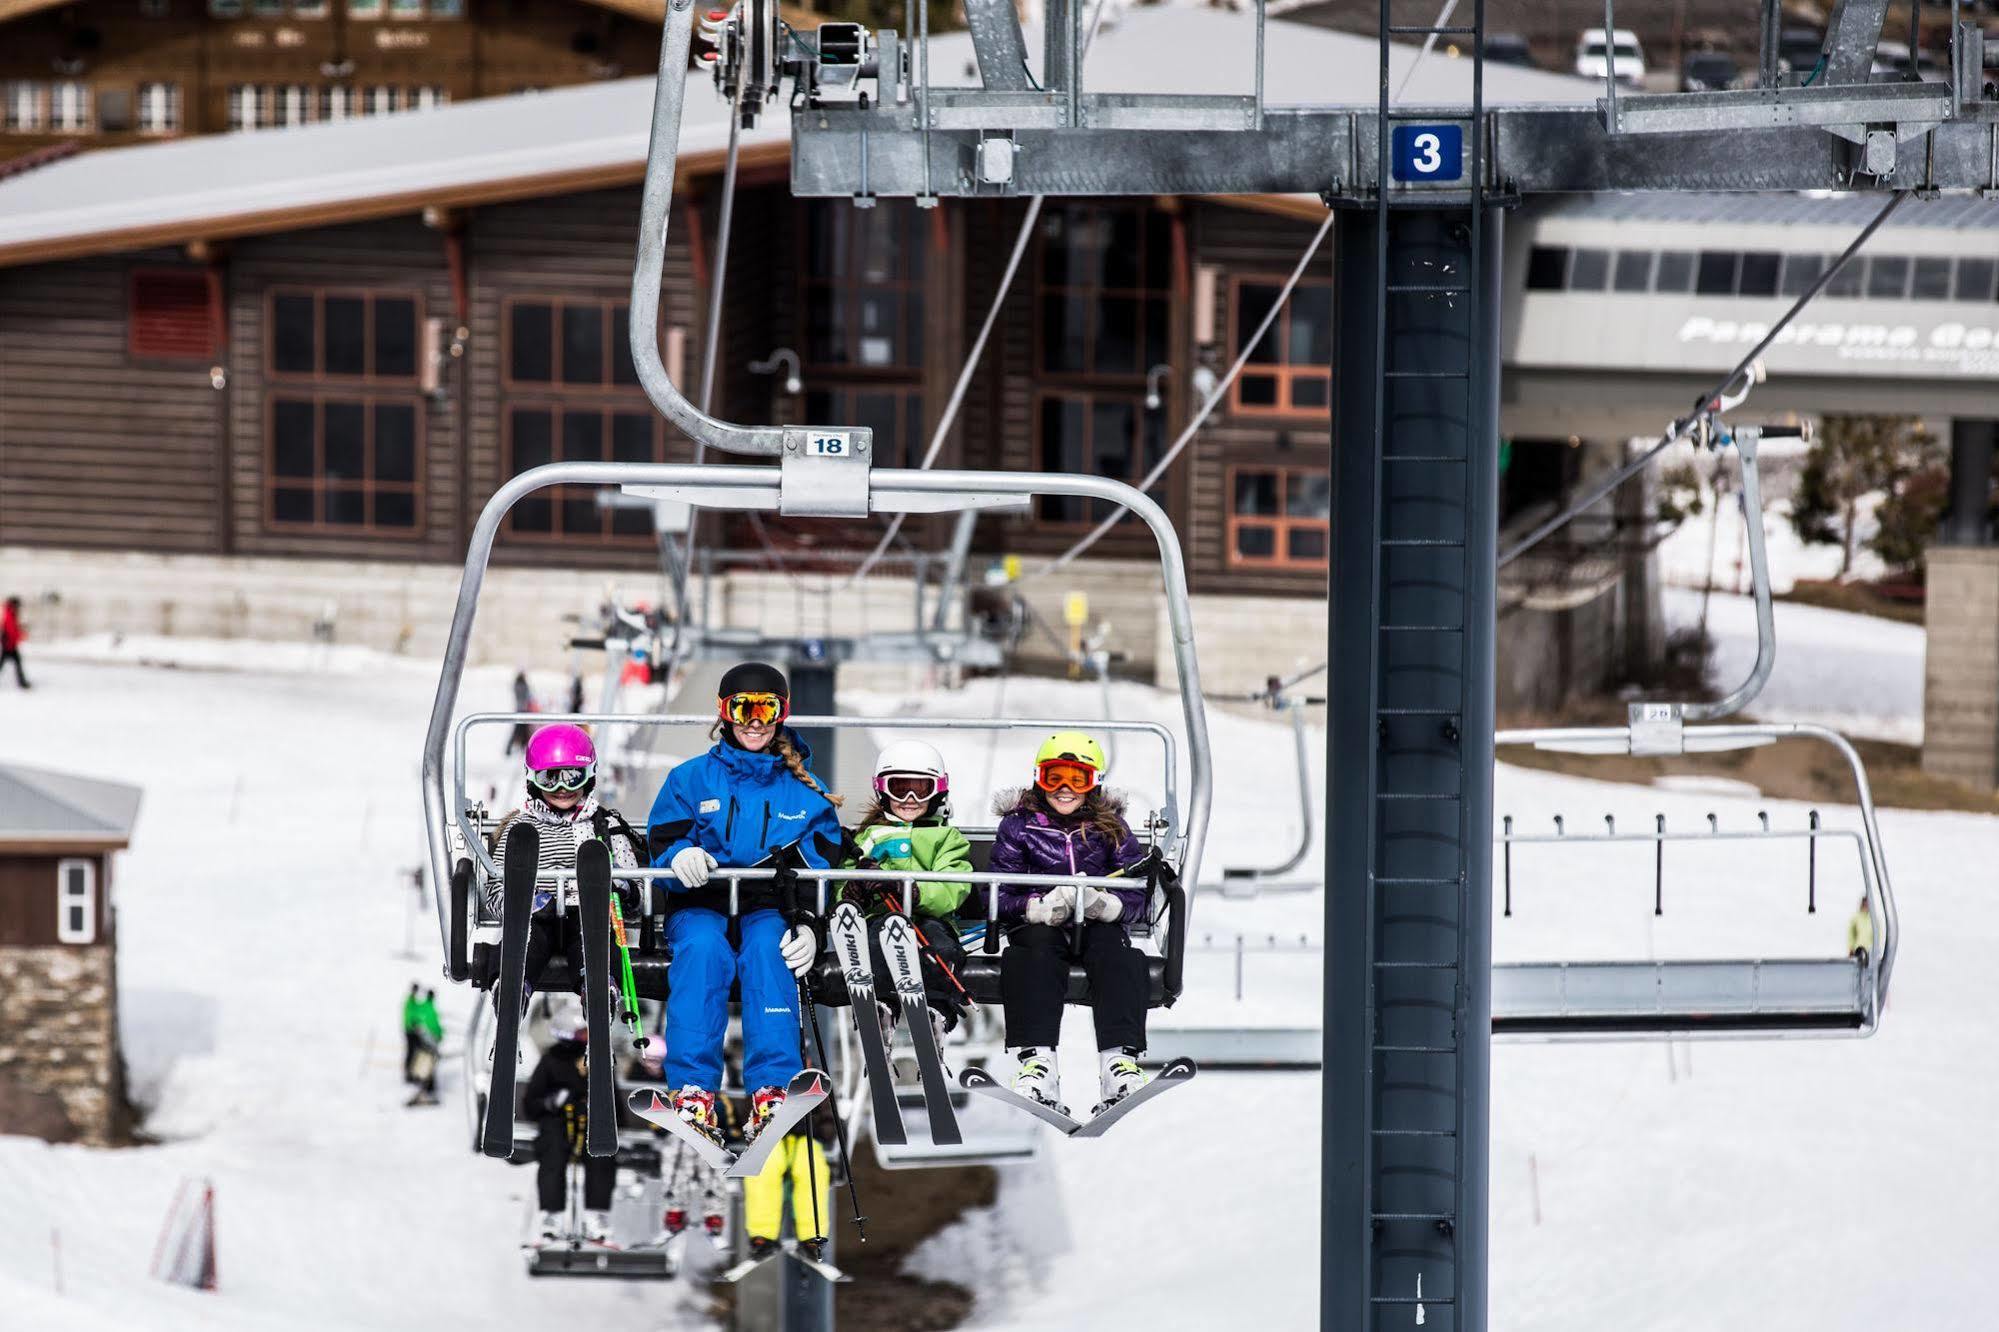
[845,740,974,1046]
[408,988,445,1105]
[400,983,422,1085]
[1846,896,1873,964]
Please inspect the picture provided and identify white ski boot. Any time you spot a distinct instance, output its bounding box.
[535,1210,564,1242]
[1095,1047,1147,1114]
[1009,1047,1066,1116]
[929,1008,953,1079]
[876,1000,899,1050]
[580,1210,617,1248]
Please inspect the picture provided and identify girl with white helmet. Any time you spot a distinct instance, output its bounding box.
[844,738,976,1045]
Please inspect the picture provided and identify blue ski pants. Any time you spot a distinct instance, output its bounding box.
[663,907,802,1093]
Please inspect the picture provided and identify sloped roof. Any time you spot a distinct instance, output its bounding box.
[0,763,143,846]
[0,10,1599,266]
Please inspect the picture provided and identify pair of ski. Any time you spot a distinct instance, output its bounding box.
[717,1244,849,1285]
[828,901,961,1147]
[961,1056,1199,1137]
[625,1068,829,1179]
[484,825,622,1160]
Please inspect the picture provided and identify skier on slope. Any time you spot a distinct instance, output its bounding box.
[485,725,644,1055]
[646,663,843,1152]
[991,731,1155,1118]
[844,739,975,1056]
[407,988,444,1106]
[526,1001,619,1245]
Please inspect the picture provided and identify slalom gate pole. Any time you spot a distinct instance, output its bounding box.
[779,864,867,1241]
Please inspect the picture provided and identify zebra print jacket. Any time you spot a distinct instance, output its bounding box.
[485,794,643,915]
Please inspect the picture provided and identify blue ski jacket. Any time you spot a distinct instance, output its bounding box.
[646,729,846,917]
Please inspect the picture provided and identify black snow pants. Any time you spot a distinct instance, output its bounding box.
[1000,921,1147,1052]
[535,1110,615,1212]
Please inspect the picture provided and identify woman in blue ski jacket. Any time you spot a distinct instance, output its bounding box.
[646,661,844,1149]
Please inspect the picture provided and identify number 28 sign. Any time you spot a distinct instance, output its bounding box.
[1390,124,1465,183]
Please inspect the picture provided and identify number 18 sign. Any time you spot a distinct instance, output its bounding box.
[1390,124,1465,183]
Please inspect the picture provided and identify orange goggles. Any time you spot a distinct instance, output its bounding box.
[1034,759,1100,795]
[721,692,788,726]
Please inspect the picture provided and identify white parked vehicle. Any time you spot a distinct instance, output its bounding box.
[1575,27,1647,85]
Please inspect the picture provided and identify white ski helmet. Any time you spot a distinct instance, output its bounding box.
[874,739,949,804]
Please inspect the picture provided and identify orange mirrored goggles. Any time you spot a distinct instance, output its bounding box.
[1034,759,1100,794]
[720,692,788,726]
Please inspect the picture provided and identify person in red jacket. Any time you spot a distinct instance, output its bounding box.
[1,597,28,689]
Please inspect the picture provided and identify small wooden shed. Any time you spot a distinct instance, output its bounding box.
[0,762,142,1144]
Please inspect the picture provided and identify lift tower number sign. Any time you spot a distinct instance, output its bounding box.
[1390,124,1464,183]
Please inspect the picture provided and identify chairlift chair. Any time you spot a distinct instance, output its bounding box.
[1489,415,1900,1040]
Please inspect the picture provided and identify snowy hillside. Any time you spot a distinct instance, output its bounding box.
[1,643,1988,1330]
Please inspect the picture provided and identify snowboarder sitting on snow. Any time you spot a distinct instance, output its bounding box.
[526,1001,619,1245]
[991,731,1155,1118]
[843,739,975,1053]
[486,724,644,1050]
[646,663,842,1151]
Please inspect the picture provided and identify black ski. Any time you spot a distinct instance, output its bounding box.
[576,837,618,1159]
[1069,1057,1198,1138]
[483,823,539,1158]
[880,914,960,1145]
[828,902,905,1145]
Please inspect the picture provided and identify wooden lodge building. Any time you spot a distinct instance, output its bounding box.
[0,10,1635,695]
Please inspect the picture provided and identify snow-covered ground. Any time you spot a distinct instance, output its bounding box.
[1664,588,1926,745]
[1,641,1987,1330]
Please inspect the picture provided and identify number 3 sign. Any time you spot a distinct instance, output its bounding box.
[1390,124,1465,183]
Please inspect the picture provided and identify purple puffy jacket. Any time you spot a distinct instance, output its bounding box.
[988,793,1149,922]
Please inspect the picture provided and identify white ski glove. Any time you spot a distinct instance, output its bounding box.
[1080,886,1124,923]
[669,845,717,888]
[1025,884,1079,926]
[779,925,818,977]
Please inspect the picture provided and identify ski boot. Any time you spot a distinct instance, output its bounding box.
[661,1206,688,1237]
[747,1235,779,1261]
[747,1085,791,1143]
[671,1086,725,1148]
[929,1008,953,1079]
[1094,1047,1147,1115]
[703,1210,728,1251]
[580,1210,617,1248]
[876,1000,899,1051]
[535,1210,564,1242]
[1009,1047,1067,1116]
[798,1237,828,1264]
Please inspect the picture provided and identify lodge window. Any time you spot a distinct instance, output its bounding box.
[130,270,215,361]
[1036,204,1171,378]
[1034,390,1164,524]
[806,387,924,470]
[1230,276,1332,418]
[265,288,423,535]
[1529,245,1999,304]
[3,83,43,132]
[56,860,96,946]
[1227,467,1330,570]
[802,203,925,372]
[137,83,182,134]
[505,298,640,389]
[49,82,91,132]
[229,82,444,128]
[504,406,668,541]
[503,297,667,544]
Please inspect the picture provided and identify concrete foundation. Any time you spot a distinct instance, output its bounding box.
[1923,546,1999,789]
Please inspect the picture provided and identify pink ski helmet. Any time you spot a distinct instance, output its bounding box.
[524,723,596,794]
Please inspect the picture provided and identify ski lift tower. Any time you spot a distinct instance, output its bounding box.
[639,0,1959,1323]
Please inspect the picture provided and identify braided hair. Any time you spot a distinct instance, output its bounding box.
[709,720,845,808]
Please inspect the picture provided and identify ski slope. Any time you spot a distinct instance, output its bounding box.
[0,645,1988,1330]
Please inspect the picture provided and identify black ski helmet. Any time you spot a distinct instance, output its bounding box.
[717,661,789,702]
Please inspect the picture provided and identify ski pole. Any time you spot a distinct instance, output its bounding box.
[780,863,867,1241]
[608,899,643,1042]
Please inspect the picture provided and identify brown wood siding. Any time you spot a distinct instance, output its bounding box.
[0,254,225,553]
[0,852,108,947]
[465,183,695,570]
[1184,201,1332,597]
[227,216,459,560]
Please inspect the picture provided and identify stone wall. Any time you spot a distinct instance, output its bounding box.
[0,946,124,1146]
[1923,547,1999,789]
